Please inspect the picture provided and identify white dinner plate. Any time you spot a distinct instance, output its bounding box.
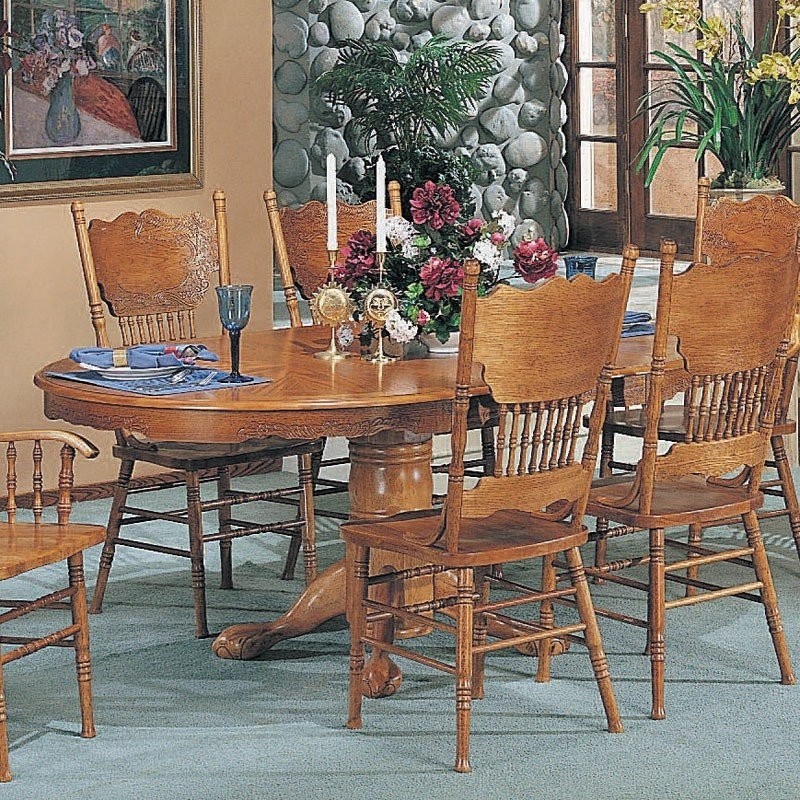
[78,363,184,381]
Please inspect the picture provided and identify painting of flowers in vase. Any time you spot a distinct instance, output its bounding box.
[3,0,173,158]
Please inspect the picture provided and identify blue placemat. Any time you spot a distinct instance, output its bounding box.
[45,369,270,396]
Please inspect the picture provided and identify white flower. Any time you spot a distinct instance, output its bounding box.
[384,309,417,344]
[472,238,502,269]
[336,324,354,348]
[494,210,515,238]
[385,216,419,259]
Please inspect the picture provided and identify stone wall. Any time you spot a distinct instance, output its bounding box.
[272,0,568,247]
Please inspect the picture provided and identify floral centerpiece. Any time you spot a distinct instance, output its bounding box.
[637,0,800,189]
[334,181,560,348]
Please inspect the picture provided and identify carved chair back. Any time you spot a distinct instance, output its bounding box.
[71,191,231,348]
[430,250,637,554]
[265,181,403,327]
[692,181,800,419]
[633,240,800,516]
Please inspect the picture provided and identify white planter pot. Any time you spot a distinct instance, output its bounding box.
[708,184,786,202]
[420,331,460,355]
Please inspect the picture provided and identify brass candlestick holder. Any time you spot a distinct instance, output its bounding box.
[363,252,398,364]
[310,250,355,361]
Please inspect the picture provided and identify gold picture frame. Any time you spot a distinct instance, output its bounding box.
[0,0,201,201]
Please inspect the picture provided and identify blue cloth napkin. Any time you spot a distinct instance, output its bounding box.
[70,344,218,369]
[623,311,652,325]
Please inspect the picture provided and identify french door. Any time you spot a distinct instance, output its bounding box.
[563,0,778,255]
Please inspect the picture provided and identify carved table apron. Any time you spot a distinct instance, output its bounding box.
[36,326,673,697]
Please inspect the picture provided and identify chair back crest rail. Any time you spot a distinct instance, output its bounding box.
[265,181,403,328]
[71,191,230,347]
[433,248,638,551]
[627,240,799,515]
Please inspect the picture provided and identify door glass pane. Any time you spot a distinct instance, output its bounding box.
[647,69,698,134]
[648,147,699,217]
[578,0,616,61]
[579,68,616,135]
[580,141,617,210]
[647,9,696,54]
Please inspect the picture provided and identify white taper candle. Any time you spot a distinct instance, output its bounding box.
[326,153,337,251]
[375,155,386,253]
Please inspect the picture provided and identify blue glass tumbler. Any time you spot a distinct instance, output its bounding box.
[215,284,254,383]
[564,255,598,279]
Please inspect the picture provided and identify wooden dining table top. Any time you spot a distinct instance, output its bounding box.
[34,326,677,444]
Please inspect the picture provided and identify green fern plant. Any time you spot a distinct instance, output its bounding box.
[315,34,502,207]
[316,34,502,153]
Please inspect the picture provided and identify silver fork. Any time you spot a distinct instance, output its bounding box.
[197,371,216,386]
[169,368,191,384]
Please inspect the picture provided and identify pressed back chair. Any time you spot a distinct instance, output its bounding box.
[341,250,638,772]
[586,239,798,720]
[596,183,800,574]
[71,191,322,638]
[0,430,107,781]
[263,182,404,571]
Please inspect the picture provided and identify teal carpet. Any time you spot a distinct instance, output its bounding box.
[2,471,800,799]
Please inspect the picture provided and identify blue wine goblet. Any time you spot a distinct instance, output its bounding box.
[215,284,254,383]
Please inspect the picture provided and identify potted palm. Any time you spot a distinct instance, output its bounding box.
[636,0,800,194]
[315,33,502,211]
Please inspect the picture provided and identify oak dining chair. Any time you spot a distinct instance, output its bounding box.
[0,430,106,781]
[341,250,638,772]
[263,182,404,574]
[586,239,798,720]
[70,190,323,638]
[595,184,800,577]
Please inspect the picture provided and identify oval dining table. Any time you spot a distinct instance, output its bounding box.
[35,325,677,697]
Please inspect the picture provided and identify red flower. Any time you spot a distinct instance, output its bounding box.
[409,181,461,231]
[419,256,464,301]
[513,237,559,284]
[460,217,484,243]
[334,230,376,288]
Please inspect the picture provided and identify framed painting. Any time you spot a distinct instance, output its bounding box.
[0,0,201,201]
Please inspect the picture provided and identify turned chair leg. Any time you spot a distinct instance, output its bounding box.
[68,553,96,739]
[346,544,369,731]
[298,453,318,585]
[472,568,490,700]
[535,554,556,683]
[89,457,135,614]
[217,466,234,590]
[0,654,9,783]
[565,546,623,733]
[648,527,667,720]
[771,434,800,561]
[453,567,475,774]
[742,510,796,686]
[684,523,703,598]
[186,471,210,639]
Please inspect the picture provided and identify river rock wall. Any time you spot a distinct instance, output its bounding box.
[272,0,568,247]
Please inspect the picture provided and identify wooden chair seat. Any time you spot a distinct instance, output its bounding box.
[0,523,106,580]
[113,437,322,469]
[588,475,760,528]
[344,252,637,772]
[0,431,104,781]
[342,508,587,567]
[71,191,321,639]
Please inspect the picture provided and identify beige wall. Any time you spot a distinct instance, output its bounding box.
[0,1,273,485]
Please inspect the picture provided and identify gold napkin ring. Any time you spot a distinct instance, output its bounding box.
[112,348,127,367]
